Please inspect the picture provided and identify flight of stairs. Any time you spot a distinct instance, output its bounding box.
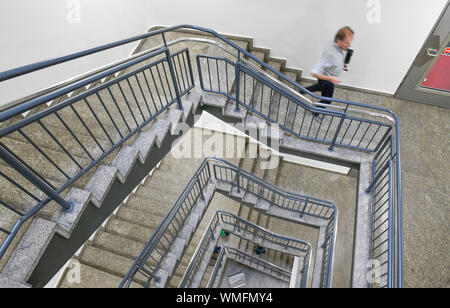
[180,210,309,288]
[0,26,379,289]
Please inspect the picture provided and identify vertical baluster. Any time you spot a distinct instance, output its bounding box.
[106,87,132,134]
[148,66,165,109]
[0,144,73,212]
[164,49,183,110]
[134,74,152,118]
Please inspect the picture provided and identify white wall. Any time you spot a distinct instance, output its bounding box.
[145,0,447,94]
[0,0,153,105]
[0,0,447,107]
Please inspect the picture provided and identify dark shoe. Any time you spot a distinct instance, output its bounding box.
[313,113,323,122]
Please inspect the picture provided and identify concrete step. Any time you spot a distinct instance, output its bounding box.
[125,195,173,218]
[140,177,185,205]
[150,167,199,190]
[168,272,183,288]
[59,262,142,288]
[144,172,185,189]
[0,136,90,183]
[4,121,111,162]
[49,84,153,141]
[79,244,148,285]
[115,206,164,231]
[92,230,145,261]
[104,217,157,245]
[158,155,205,174]
[0,164,64,215]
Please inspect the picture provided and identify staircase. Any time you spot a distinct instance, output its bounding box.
[0,25,402,288]
[179,210,311,288]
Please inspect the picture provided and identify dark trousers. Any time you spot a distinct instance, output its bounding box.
[302,79,334,116]
[305,79,334,105]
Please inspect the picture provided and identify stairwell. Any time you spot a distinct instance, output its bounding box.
[0,25,403,289]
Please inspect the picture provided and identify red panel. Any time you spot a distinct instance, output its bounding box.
[421,54,450,92]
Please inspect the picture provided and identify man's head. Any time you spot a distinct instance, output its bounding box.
[335,26,354,50]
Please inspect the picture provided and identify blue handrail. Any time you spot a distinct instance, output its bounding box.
[180,210,312,288]
[120,157,334,288]
[0,24,402,287]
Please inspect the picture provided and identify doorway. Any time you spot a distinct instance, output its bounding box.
[395,2,450,108]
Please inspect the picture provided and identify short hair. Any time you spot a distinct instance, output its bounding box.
[335,26,354,42]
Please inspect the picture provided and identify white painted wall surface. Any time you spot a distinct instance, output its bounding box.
[0,0,153,105]
[0,0,447,106]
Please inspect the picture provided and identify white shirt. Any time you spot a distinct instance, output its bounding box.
[311,42,347,77]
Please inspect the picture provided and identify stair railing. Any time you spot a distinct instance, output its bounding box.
[0,25,401,287]
[0,46,194,260]
[206,246,292,288]
[213,162,336,288]
[179,210,312,288]
[121,158,330,288]
[119,159,213,288]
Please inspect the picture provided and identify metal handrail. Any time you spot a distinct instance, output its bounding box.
[206,246,292,288]
[121,157,328,288]
[218,211,312,252]
[0,46,194,260]
[0,24,402,287]
[179,210,311,288]
[214,164,336,220]
[0,35,394,125]
[0,25,401,118]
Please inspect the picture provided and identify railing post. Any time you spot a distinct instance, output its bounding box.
[0,145,73,213]
[164,49,184,111]
[328,109,347,152]
[236,170,240,193]
[387,160,395,288]
[197,176,205,201]
[235,53,241,112]
[210,224,215,241]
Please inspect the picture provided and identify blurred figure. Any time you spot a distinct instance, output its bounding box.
[303,26,354,119]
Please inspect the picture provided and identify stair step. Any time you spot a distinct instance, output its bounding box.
[125,195,173,218]
[93,230,145,260]
[45,99,127,144]
[158,155,205,174]
[0,164,65,214]
[4,121,110,162]
[255,199,271,211]
[168,272,183,288]
[150,167,198,189]
[85,165,123,207]
[1,217,56,283]
[0,136,90,183]
[201,93,228,110]
[59,262,142,288]
[143,174,186,195]
[115,206,164,231]
[79,244,147,285]
[105,217,157,244]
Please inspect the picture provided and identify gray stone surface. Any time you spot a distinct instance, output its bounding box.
[85,165,124,207]
[79,245,147,285]
[2,25,442,289]
[2,218,56,282]
[112,146,142,179]
[0,274,31,288]
[218,259,288,288]
[52,187,92,239]
[59,262,142,288]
